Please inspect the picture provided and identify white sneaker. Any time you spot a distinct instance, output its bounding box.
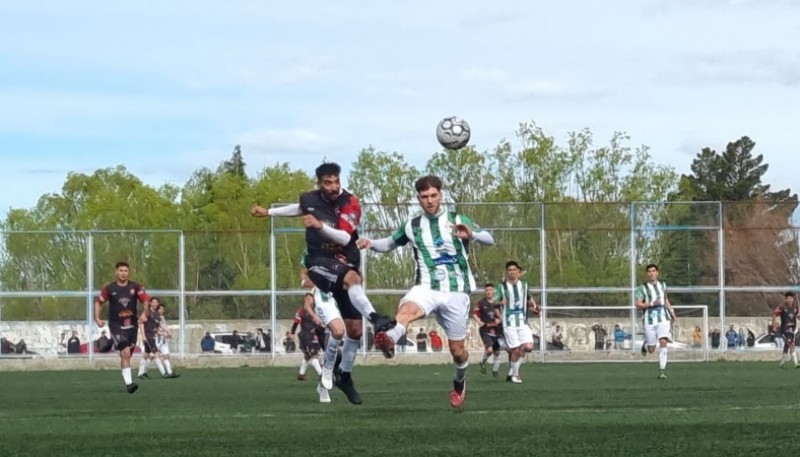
[510,375,523,384]
[321,366,334,390]
[317,384,331,403]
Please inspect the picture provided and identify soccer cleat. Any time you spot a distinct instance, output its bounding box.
[297,373,307,381]
[450,380,466,408]
[165,372,180,379]
[368,312,395,333]
[138,373,150,380]
[510,375,523,384]
[479,361,487,374]
[658,370,667,379]
[321,366,334,390]
[317,384,331,403]
[506,375,512,382]
[492,370,498,378]
[374,331,396,359]
[336,372,362,405]
[126,383,139,394]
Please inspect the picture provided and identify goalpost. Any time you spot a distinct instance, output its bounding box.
[528,305,710,363]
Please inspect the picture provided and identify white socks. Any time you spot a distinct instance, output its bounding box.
[659,347,668,370]
[347,285,377,317]
[386,323,407,344]
[299,358,308,375]
[137,359,149,377]
[122,367,132,385]
[310,358,322,376]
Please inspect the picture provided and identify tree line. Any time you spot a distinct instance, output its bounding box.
[0,124,796,320]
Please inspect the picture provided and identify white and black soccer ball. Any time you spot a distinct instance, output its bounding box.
[436,116,471,150]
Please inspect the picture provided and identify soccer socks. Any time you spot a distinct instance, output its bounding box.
[513,359,523,376]
[386,323,407,344]
[122,367,133,385]
[323,337,341,369]
[659,347,668,370]
[341,337,360,373]
[346,285,377,317]
[793,351,799,366]
[299,358,308,376]
[137,359,149,377]
[492,354,501,372]
[155,358,166,376]
[163,359,173,375]
[454,361,468,383]
[310,358,322,376]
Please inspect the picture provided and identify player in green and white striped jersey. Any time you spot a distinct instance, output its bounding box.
[495,261,540,384]
[634,263,676,379]
[358,175,495,408]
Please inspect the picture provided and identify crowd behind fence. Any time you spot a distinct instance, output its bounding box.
[0,201,797,360]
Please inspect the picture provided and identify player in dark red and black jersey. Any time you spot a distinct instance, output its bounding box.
[291,306,324,381]
[472,284,504,377]
[251,162,394,404]
[94,261,149,393]
[773,291,800,368]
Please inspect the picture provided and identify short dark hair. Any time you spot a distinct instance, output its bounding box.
[645,263,658,271]
[506,261,521,270]
[786,291,796,298]
[414,175,443,193]
[115,261,129,269]
[149,297,161,304]
[315,162,341,180]
[484,283,495,289]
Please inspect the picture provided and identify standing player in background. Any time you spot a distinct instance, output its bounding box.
[473,284,503,377]
[94,261,149,393]
[496,261,539,384]
[359,175,495,408]
[290,304,323,381]
[251,162,394,405]
[773,292,799,368]
[635,263,676,380]
[137,297,168,379]
[155,300,179,378]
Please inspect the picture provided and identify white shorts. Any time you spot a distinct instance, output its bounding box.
[504,325,534,349]
[645,322,672,346]
[314,299,342,327]
[156,335,170,355]
[399,285,471,340]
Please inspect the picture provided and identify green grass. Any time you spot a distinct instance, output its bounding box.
[0,361,791,456]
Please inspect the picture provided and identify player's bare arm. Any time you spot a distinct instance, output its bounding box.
[472,309,485,327]
[453,223,495,245]
[303,294,323,327]
[93,297,106,327]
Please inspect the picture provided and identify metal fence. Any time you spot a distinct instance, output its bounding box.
[0,201,797,360]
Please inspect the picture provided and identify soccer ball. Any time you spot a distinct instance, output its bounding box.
[436,116,471,150]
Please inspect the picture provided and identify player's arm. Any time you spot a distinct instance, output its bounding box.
[251,203,302,218]
[772,307,782,332]
[634,286,649,310]
[472,307,484,327]
[664,294,676,320]
[303,293,323,327]
[358,222,410,252]
[454,215,494,245]
[138,312,148,338]
[93,287,109,327]
[527,294,541,314]
[290,310,301,335]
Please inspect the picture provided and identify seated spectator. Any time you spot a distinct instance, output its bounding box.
[200,331,215,353]
[67,331,81,355]
[96,331,112,353]
[551,325,565,350]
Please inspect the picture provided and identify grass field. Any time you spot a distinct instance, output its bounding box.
[0,361,790,456]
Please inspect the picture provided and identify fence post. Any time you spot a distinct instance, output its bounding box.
[86,232,94,363]
[179,232,186,360]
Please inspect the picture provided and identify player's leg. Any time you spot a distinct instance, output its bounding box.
[321,318,345,390]
[137,342,152,379]
[512,327,535,381]
[479,330,493,373]
[491,339,503,377]
[645,324,657,355]
[375,286,431,358]
[435,292,471,408]
[298,334,311,380]
[308,345,323,376]
[503,326,523,383]
[341,269,394,333]
[158,339,176,377]
[117,329,138,393]
[337,317,363,405]
[656,322,670,379]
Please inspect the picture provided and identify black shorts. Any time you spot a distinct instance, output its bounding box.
[299,331,321,356]
[479,327,500,349]
[783,330,796,346]
[143,335,159,354]
[110,327,138,352]
[306,256,363,320]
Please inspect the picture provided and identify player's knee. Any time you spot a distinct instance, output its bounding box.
[329,321,346,340]
[396,302,424,325]
[342,270,362,287]
[344,319,362,339]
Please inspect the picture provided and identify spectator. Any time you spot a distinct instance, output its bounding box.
[96,331,112,353]
[283,332,296,353]
[552,325,565,350]
[592,324,606,351]
[67,331,81,355]
[709,327,721,349]
[429,330,443,352]
[416,328,428,352]
[738,327,746,349]
[1,337,16,354]
[397,333,408,353]
[725,325,737,348]
[613,324,625,350]
[200,331,215,353]
[692,326,703,348]
[254,328,271,352]
[231,330,243,352]
[746,329,755,348]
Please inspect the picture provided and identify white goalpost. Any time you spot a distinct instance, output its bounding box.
[527,305,710,363]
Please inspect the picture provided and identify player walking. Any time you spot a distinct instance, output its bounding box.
[496,261,539,384]
[473,284,503,377]
[773,291,799,368]
[635,263,676,379]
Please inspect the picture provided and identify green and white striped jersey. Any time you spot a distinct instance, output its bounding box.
[636,281,671,325]
[497,279,530,328]
[391,211,480,293]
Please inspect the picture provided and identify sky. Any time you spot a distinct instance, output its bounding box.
[1,0,799,221]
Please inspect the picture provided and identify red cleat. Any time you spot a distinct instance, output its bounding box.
[450,381,466,408]
[373,331,396,359]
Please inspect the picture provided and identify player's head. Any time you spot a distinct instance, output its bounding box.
[484,283,496,301]
[505,261,523,281]
[114,261,130,282]
[785,291,796,305]
[645,263,659,282]
[148,297,161,309]
[315,162,342,201]
[414,175,443,215]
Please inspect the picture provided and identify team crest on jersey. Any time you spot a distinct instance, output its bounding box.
[130,289,135,295]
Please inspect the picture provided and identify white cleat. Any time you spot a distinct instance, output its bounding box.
[317,384,331,403]
[321,366,334,390]
[510,375,523,384]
